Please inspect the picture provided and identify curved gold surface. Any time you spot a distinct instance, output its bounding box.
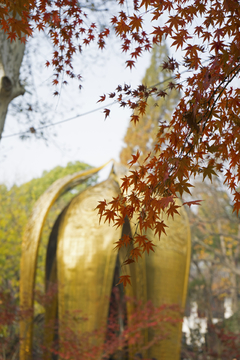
[20,160,191,360]
[113,162,191,359]
[57,178,122,352]
[143,203,191,360]
[20,163,109,360]
[44,209,64,360]
[47,168,190,360]
[119,217,148,358]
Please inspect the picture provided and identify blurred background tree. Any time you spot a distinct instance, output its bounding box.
[119,39,240,359]
[0,161,97,359]
[120,40,180,166]
[181,179,240,359]
[0,161,96,298]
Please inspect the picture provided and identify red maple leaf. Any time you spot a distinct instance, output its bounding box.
[166,203,180,219]
[154,220,168,238]
[103,108,110,119]
[129,14,142,32]
[182,200,203,208]
[142,241,155,254]
[128,151,140,167]
[126,60,135,69]
[95,200,107,223]
[117,275,131,287]
[97,94,106,103]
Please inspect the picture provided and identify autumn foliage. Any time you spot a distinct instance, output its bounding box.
[120,41,180,166]
[2,0,240,285]
[0,286,181,360]
[97,0,240,286]
[181,322,240,360]
[47,300,181,360]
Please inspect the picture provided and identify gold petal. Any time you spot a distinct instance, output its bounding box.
[144,202,191,360]
[57,178,122,354]
[20,163,110,360]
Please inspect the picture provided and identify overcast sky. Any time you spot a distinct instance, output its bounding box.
[0,29,152,187]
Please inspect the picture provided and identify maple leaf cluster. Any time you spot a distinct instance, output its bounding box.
[2,0,240,282]
[51,300,181,360]
[95,0,240,284]
[1,0,111,93]
[0,285,181,359]
[0,0,32,41]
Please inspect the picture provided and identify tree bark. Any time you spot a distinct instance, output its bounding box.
[0,27,25,139]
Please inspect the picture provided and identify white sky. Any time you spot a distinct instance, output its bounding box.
[0,6,187,188]
[0,31,152,187]
[1,2,233,189]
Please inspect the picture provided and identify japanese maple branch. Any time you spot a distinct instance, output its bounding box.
[201,63,240,132]
[178,63,240,162]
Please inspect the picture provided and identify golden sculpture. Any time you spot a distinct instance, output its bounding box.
[20,162,191,360]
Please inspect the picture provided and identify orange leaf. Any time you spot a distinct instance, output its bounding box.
[134,234,148,247]
[154,220,168,238]
[95,200,107,223]
[129,14,142,32]
[122,258,135,266]
[114,238,124,250]
[166,203,180,219]
[130,247,142,261]
[182,200,203,208]
[202,165,218,182]
[103,108,110,119]
[7,32,17,42]
[117,275,131,287]
[142,241,155,254]
[103,209,116,224]
[126,60,135,69]
[115,234,132,248]
[130,114,139,124]
[128,150,140,167]
[97,94,106,103]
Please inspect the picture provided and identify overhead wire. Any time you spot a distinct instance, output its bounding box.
[2,102,116,139]
[1,63,200,139]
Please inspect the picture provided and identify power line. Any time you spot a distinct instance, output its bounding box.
[2,102,116,139]
[1,65,195,139]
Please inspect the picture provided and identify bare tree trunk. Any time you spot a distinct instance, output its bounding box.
[0,27,25,139]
